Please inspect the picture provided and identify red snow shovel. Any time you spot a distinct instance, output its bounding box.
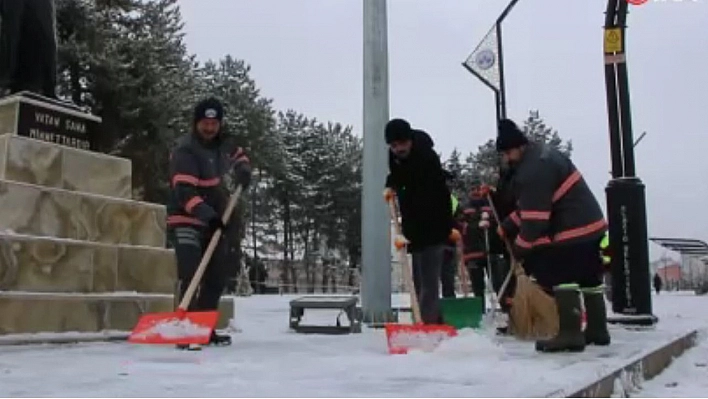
[384,196,457,354]
[128,186,243,346]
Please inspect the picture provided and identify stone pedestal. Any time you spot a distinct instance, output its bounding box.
[0,94,231,338]
[0,134,131,198]
[0,92,101,151]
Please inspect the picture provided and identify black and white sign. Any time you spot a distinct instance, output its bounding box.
[14,94,100,151]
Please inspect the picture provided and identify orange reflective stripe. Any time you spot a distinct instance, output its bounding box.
[167,215,204,226]
[520,210,551,220]
[197,177,221,187]
[554,219,607,242]
[463,251,485,261]
[515,236,532,249]
[173,174,199,186]
[510,212,521,226]
[185,196,204,213]
[463,208,477,215]
[515,220,606,249]
[515,235,551,249]
[172,174,221,187]
[552,170,582,203]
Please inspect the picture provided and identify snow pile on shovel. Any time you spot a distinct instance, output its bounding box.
[434,329,505,357]
[131,318,211,341]
[387,329,455,353]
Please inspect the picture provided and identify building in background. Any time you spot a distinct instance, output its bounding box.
[651,257,682,290]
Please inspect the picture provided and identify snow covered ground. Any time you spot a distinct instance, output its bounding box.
[639,332,708,397]
[0,292,703,397]
[632,292,708,398]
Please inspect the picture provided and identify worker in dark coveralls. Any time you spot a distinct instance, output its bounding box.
[495,119,610,353]
[166,98,252,350]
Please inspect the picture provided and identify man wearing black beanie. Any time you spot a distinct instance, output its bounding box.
[165,97,252,350]
[383,118,459,324]
[494,118,610,353]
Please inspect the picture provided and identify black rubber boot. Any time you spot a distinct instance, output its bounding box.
[582,287,611,346]
[208,330,232,346]
[535,285,585,353]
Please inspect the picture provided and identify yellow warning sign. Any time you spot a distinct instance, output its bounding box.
[604,28,623,54]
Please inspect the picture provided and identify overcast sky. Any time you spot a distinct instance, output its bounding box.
[180,0,708,260]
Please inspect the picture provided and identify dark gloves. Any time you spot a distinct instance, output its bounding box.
[208,215,227,234]
[230,147,252,188]
[234,161,252,187]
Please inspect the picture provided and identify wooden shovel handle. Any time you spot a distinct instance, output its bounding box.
[456,242,471,297]
[388,197,423,324]
[485,193,521,302]
[178,185,243,311]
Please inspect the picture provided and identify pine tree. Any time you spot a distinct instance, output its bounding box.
[193,57,278,171]
[270,110,311,292]
[57,0,368,294]
[56,0,196,203]
[444,149,467,199]
[193,56,280,292]
[317,122,361,291]
[522,110,573,158]
[468,139,500,186]
[342,136,363,288]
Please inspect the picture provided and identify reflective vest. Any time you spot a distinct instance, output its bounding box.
[600,233,610,266]
[451,194,459,215]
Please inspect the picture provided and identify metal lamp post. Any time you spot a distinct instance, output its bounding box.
[603,0,657,325]
[361,0,394,325]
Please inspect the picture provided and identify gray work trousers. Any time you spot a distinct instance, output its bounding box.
[411,244,445,324]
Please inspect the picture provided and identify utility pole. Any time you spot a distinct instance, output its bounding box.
[361,0,393,325]
[603,0,656,325]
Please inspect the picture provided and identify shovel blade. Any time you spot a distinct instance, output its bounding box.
[384,323,457,354]
[440,297,484,330]
[128,310,218,345]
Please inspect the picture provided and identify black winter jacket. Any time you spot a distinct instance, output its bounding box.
[385,130,453,251]
[487,166,516,255]
[461,196,500,262]
[499,143,607,258]
[166,132,250,228]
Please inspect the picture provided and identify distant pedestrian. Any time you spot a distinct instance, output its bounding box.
[653,273,663,295]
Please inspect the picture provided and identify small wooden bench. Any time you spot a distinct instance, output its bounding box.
[289,296,362,334]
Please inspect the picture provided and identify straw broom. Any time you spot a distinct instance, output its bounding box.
[506,261,558,340]
[486,194,558,340]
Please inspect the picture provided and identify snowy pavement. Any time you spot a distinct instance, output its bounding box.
[632,292,708,398]
[639,331,708,397]
[0,292,704,397]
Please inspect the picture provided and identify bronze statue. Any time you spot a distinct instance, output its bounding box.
[0,0,58,98]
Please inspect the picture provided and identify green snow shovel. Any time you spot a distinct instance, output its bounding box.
[440,242,484,329]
